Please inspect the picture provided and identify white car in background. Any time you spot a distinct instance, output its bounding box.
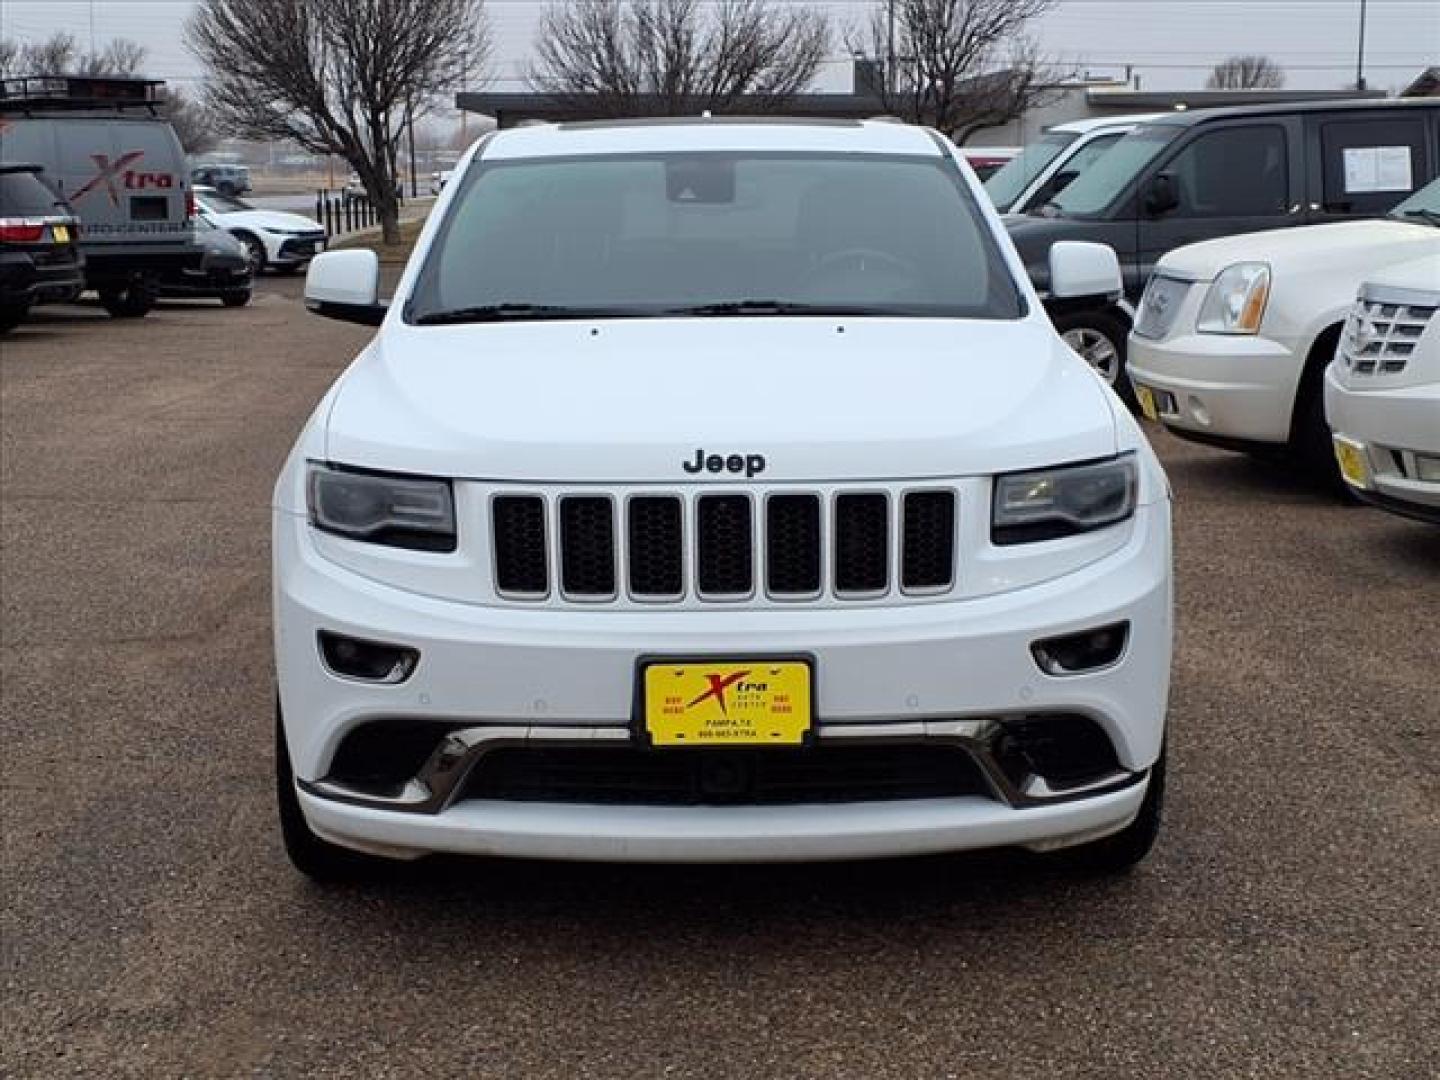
[1128,179,1440,484]
[1326,255,1440,524]
[983,113,1164,216]
[194,186,327,276]
[429,169,455,195]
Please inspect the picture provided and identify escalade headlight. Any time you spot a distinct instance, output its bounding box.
[307,464,456,551]
[1196,262,1270,334]
[992,454,1138,545]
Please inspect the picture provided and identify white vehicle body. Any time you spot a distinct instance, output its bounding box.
[1128,208,1440,455]
[1325,255,1440,523]
[274,119,1173,874]
[194,186,326,272]
[983,113,1164,216]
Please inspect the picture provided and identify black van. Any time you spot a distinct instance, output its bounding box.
[1005,98,1440,401]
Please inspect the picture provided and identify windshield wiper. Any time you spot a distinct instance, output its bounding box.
[664,299,894,317]
[1397,208,1440,226]
[412,303,625,325]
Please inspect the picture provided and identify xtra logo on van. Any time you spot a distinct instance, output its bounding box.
[70,151,175,206]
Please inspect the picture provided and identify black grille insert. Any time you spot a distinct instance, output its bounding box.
[559,497,616,596]
[834,493,889,594]
[492,496,548,595]
[628,496,683,597]
[463,744,990,805]
[696,494,753,596]
[766,494,821,595]
[902,491,956,590]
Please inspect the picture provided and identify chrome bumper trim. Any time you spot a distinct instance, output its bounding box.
[299,718,1145,815]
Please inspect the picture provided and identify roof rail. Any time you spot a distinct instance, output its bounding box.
[0,75,167,115]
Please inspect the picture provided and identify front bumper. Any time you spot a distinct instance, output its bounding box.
[270,234,326,265]
[1130,331,1302,445]
[274,500,1172,862]
[1325,366,1440,522]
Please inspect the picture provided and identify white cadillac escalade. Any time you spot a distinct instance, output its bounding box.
[1326,254,1440,523]
[275,118,1173,880]
[1129,180,1440,484]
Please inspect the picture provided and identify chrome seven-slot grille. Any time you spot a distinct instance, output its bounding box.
[490,489,957,604]
[1340,293,1437,376]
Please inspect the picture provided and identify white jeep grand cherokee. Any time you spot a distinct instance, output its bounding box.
[275,118,1172,880]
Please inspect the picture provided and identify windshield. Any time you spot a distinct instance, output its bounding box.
[200,191,252,213]
[1388,178,1440,224]
[407,152,1025,324]
[983,131,1079,209]
[1047,125,1180,217]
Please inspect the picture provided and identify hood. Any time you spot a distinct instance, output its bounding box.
[226,209,322,233]
[1159,219,1437,280]
[323,317,1118,483]
[1357,250,1440,294]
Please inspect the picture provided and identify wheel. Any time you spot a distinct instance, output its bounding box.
[0,302,30,332]
[1054,307,1135,407]
[276,705,387,882]
[275,263,305,276]
[1050,746,1166,874]
[220,289,252,308]
[99,278,155,318]
[236,232,266,277]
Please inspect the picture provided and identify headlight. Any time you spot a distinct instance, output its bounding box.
[992,454,1138,545]
[307,464,456,551]
[1196,262,1270,334]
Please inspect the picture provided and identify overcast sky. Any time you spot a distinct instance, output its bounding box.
[3,0,1437,99]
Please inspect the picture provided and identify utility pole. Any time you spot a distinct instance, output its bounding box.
[89,0,96,54]
[1355,0,1368,91]
[886,0,896,94]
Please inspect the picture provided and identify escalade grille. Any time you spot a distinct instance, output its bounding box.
[1339,293,1437,376]
[489,487,957,605]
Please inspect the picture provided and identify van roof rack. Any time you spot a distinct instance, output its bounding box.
[0,75,167,115]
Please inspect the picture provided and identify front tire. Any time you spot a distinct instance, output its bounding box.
[1050,746,1165,874]
[99,277,155,318]
[220,289,252,308]
[236,232,266,277]
[0,301,30,332]
[1055,307,1135,407]
[276,706,387,882]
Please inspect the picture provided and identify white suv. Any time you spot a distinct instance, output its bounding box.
[276,118,1173,880]
[1128,180,1440,482]
[1326,255,1440,524]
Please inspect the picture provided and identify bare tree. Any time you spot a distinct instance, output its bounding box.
[1206,54,1285,90]
[850,0,1066,141]
[528,0,831,118]
[19,31,81,75]
[0,38,21,79]
[1,32,149,77]
[188,0,491,243]
[78,38,150,77]
[165,87,220,155]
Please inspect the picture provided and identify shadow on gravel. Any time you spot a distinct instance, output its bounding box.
[290,847,1148,942]
[1377,521,1440,571]
[1168,449,1344,507]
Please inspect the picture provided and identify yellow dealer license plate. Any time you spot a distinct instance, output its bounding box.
[51,224,70,244]
[640,659,812,747]
[1333,437,1369,489]
[1136,384,1159,422]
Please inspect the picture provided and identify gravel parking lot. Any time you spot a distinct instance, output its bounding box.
[2,281,1436,1079]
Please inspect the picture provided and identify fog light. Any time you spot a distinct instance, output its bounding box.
[318,630,419,683]
[1031,622,1129,676]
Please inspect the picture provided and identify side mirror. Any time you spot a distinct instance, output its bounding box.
[304,250,386,326]
[1048,241,1123,301]
[1144,173,1180,217]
